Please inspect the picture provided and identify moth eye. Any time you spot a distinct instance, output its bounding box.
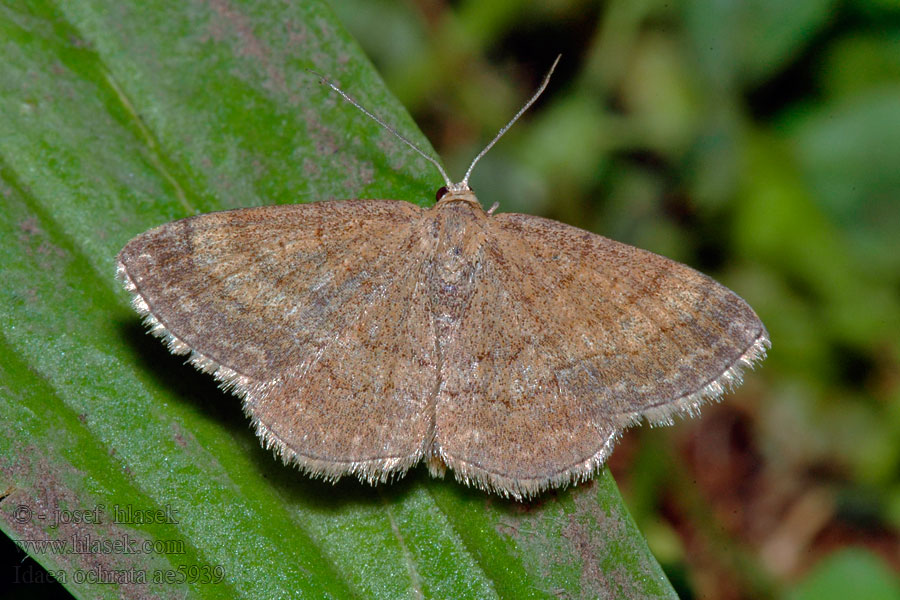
[435,186,448,202]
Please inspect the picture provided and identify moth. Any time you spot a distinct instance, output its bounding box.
[117,57,768,499]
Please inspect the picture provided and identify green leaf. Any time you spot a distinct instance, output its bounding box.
[0,1,677,598]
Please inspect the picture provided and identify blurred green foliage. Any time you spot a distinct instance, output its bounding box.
[787,548,900,600]
[329,0,900,597]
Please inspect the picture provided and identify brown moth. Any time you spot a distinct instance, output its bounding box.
[117,58,768,499]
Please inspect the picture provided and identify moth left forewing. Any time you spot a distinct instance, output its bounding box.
[493,212,769,424]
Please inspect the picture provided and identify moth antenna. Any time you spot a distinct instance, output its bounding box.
[460,54,561,188]
[310,70,453,188]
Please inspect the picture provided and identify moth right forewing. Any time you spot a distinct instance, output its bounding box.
[116,200,426,383]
